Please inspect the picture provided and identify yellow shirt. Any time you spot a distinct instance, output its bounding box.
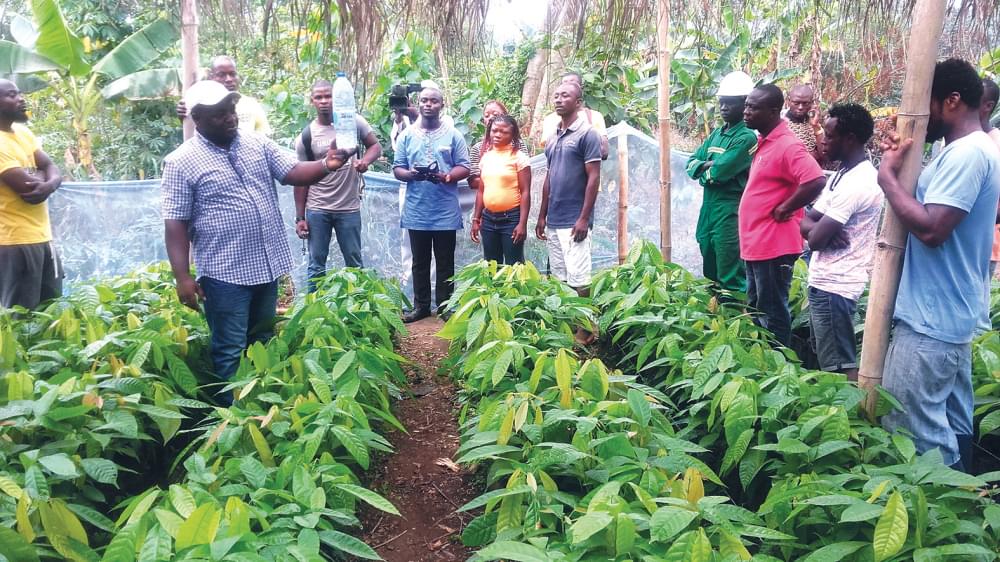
[481,147,531,212]
[0,124,50,245]
[539,108,607,148]
[237,95,272,136]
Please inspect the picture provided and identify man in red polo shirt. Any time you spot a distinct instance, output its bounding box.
[739,84,826,346]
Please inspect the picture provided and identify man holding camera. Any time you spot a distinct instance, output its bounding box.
[393,87,470,323]
[294,79,381,291]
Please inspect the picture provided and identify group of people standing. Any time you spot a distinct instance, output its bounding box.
[688,59,1000,472]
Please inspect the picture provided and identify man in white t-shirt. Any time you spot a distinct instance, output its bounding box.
[800,103,883,381]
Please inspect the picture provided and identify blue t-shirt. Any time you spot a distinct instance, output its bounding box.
[895,131,1000,344]
[393,124,471,230]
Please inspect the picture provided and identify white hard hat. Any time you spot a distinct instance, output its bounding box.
[184,80,240,111]
[420,79,442,90]
[716,71,755,97]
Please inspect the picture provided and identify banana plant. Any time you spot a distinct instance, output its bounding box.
[0,0,180,177]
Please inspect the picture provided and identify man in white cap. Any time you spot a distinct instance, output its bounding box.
[161,80,349,404]
[685,71,759,294]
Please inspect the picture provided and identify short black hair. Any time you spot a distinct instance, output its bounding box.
[755,84,784,110]
[983,78,1000,106]
[827,103,875,144]
[931,58,983,107]
[311,79,332,92]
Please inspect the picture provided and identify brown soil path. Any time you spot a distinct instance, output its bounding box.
[360,316,476,561]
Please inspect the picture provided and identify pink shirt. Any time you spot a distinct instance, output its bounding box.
[739,120,825,260]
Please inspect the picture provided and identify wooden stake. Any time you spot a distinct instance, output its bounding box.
[180,0,199,141]
[656,0,672,262]
[617,132,630,264]
[857,0,946,417]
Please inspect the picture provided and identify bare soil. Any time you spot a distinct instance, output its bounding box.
[359,316,477,562]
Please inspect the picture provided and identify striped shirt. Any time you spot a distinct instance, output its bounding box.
[161,131,298,286]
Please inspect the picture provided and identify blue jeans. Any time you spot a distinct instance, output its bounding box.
[882,322,973,467]
[306,209,363,292]
[746,254,797,347]
[808,287,858,372]
[199,277,278,404]
[480,208,525,265]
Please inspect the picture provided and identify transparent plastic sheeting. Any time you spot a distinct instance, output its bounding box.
[48,122,703,293]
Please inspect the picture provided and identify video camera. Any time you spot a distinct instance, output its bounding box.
[389,83,422,111]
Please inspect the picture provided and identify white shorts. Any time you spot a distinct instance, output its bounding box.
[545,227,592,287]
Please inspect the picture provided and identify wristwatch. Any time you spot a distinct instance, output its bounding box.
[295,216,305,222]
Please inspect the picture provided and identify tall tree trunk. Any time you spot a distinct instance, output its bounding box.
[520,49,548,136]
[657,0,672,261]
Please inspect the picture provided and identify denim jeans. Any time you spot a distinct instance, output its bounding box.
[882,322,973,467]
[746,254,797,347]
[408,229,456,311]
[306,209,363,292]
[480,208,525,265]
[199,277,278,404]
[808,286,858,372]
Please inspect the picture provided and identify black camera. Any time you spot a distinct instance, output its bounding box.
[389,83,422,111]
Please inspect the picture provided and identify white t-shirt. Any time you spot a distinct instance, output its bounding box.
[808,160,884,300]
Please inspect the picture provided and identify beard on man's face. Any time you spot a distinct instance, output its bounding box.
[2,109,29,123]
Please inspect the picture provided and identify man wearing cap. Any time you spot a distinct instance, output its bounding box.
[0,79,64,309]
[177,55,271,136]
[162,80,349,404]
[686,71,758,294]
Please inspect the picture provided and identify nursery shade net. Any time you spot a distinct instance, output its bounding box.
[48,122,703,291]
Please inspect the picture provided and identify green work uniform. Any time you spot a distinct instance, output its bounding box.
[686,121,758,293]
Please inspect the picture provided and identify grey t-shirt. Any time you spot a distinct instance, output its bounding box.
[293,115,373,213]
[543,115,603,228]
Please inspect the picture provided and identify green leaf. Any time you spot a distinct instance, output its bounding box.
[81,458,118,485]
[0,39,60,74]
[492,348,514,386]
[627,388,651,427]
[169,485,196,519]
[318,530,381,560]
[39,453,79,477]
[457,486,532,512]
[455,444,521,463]
[873,491,908,562]
[67,502,116,532]
[461,512,498,547]
[138,524,173,562]
[175,503,221,551]
[0,526,41,562]
[570,512,613,543]
[334,484,400,516]
[663,529,712,562]
[475,541,550,562]
[330,425,370,469]
[800,542,868,562]
[100,522,140,562]
[841,502,883,523]
[29,0,90,75]
[330,350,357,381]
[239,456,268,489]
[92,19,178,80]
[650,506,699,543]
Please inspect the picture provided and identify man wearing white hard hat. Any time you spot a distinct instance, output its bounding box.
[161,80,350,405]
[685,71,759,295]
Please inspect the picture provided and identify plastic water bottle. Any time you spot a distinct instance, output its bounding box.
[332,72,358,152]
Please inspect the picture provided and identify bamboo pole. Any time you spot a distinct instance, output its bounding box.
[180,0,199,141]
[857,0,946,417]
[656,0,672,262]
[617,133,630,264]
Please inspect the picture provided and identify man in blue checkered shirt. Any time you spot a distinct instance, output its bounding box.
[162,80,349,404]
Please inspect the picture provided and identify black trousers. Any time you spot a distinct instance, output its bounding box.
[408,229,456,310]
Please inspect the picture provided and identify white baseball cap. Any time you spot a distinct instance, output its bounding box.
[184,79,240,110]
[716,71,755,97]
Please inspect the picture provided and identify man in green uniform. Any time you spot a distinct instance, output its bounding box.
[686,71,758,294]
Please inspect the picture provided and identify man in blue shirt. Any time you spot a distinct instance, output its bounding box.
[393,87,471,322]
[162,80,348,404]
[879,59,1000,471]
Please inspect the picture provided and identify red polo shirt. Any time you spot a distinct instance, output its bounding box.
[738,120,825,260]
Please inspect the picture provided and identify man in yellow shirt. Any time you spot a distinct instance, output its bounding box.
[539,72,609,159]
[0,79,64,309]
[177,56,272,136]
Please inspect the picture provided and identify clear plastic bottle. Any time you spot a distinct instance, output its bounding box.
[332,71,358,152]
